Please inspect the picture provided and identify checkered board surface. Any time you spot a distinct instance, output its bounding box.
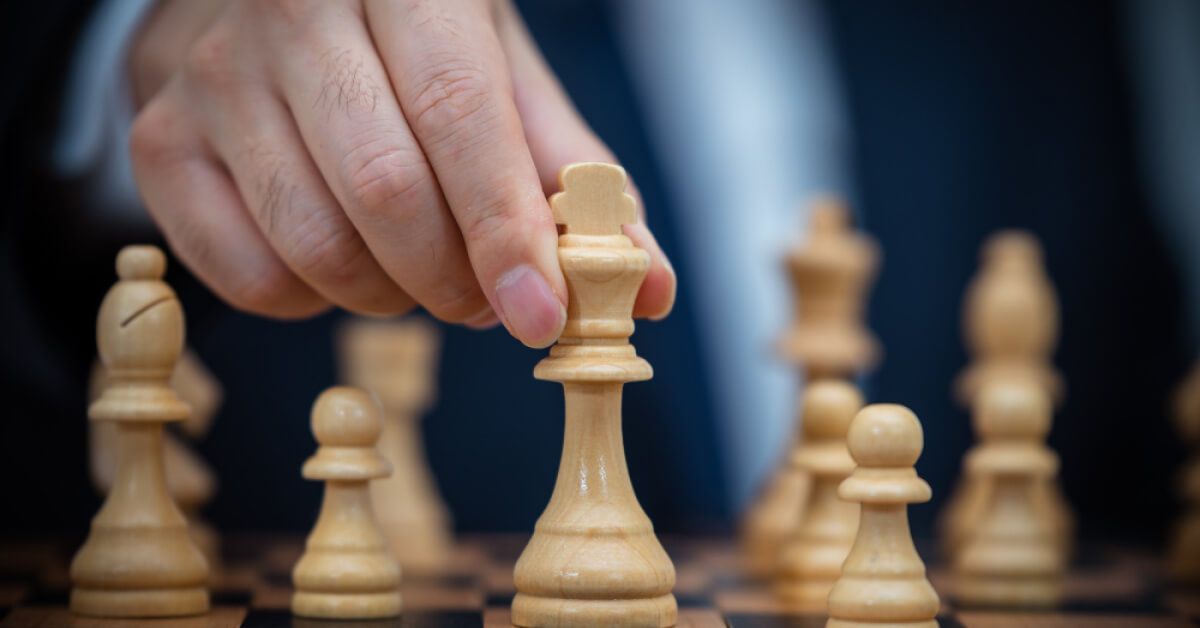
[0,534,1196,627]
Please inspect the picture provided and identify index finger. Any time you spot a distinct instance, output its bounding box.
[365,0,565,348]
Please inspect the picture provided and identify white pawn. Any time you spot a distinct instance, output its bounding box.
[827,405,939,628]
[292,387,401,619]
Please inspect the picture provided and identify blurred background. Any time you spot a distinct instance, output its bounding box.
[0,0,1196,544]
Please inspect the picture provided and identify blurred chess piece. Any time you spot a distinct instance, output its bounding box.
[292,387,401,619]
[774,380,862,609]
[1169,361,1200,582]
[340,317,452,576]
[70,246,209,617]
[953,381,1065,607]
[742,198,880,578]
[88,349,224,574]
[941,231,1073,562]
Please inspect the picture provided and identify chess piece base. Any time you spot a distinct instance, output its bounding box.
[70,587,208,618]
[956,578,1062,608]
[511,592,677,627]
[292,591,402,619]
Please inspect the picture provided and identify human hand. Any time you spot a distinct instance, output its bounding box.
[128,0,675,347]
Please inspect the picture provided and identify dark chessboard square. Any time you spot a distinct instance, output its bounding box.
[674,593,711,608]
[20,587,67,606]
[725,613,963,628]
[485,592,514,607]
[211,588,254,605]
[242,610,482,628]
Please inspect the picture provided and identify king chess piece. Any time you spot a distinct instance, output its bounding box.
[69,245,209,617]
[743,198,880,578]
[512,163,677,627]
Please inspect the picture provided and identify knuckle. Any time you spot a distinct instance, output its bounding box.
[183,30,237,91]
[314,47,382,118]
[407,58,494,139]
[129,101,178,166]
[286,213,369,284]
[341,136,429,215]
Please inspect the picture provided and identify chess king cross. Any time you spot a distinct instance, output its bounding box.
[512,163,677,627]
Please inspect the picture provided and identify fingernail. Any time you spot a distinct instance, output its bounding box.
[494,265,566,348]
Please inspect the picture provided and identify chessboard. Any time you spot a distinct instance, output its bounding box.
[0,534,1196,627]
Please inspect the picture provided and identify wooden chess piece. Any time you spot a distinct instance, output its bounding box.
[69,245,209,617]
[827,404,939,628]
[743,198,881,577]
[1169,361,1200,582]
[954,381,1064,607]
[88,349,224,574]
[292,387,401,619]
[340,317,453,576]
[942,231,1072,560]
[512,163,677,627]
[775,380,862,608]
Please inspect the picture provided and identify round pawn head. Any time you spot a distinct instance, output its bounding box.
[848,404,924,469]
[974,381,1051,441]
[304,387,391,481]
[807,197,850,236]
[802,380,863,439]
[312,387,384,447]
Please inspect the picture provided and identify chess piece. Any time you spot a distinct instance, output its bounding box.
[512,163,677,627]
[88,349,224,573]
[743,198,881,577]
[827,404,939,628]
[942,231,1072,560]
[340,317,453,576]
[955,231,1062,404]
[1169,361,1200,582]
[69,245,209,617]
[954,382,1065,607]
[775,380,862,608]
[292,387,401,619]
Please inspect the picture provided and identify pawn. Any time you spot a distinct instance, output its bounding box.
[70,246,209,617]
[954,382,1064,607]
[292,387,401,619]
[827,404,939,628]
[775,380,863,608]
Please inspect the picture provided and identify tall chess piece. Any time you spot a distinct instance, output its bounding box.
[743,198,880,577]
[292,387,402,619]
[70,245,209,617]
[942,231,1072,560]
[341,317,453,575]
[1169,361,1200,582]
[88,349,224,574]
[775,380,862,608]
[512,163,677,627]
[954,381,1064,607]
[827,405,939,628]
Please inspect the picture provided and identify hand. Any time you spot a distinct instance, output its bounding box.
[128,0,675,348]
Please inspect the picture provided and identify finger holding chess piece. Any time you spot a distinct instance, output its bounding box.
[827,404,939,628]
[70,246,209,617]
[292,387,402,619]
